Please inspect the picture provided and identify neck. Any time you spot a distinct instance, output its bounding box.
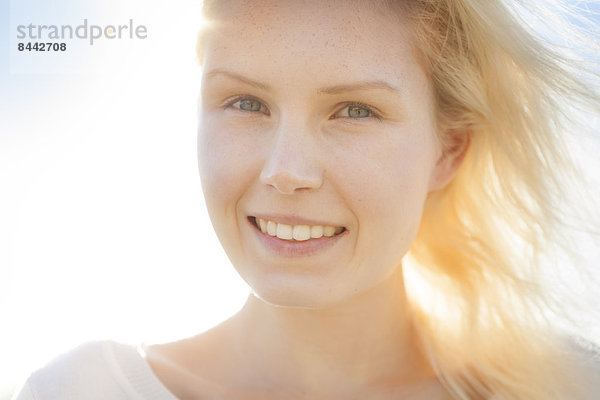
[227,266,432,394]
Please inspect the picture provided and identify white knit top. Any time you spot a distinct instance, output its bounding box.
[12,341,179,400]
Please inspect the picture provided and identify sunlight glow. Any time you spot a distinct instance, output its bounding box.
[1,1,598,399]
[1,0,249,397]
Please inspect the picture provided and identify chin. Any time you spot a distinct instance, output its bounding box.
[252,293,321,309]
[249,280,347,310]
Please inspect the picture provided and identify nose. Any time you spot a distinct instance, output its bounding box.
[259,123,323,195]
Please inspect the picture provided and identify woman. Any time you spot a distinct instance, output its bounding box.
[14,0,600,399]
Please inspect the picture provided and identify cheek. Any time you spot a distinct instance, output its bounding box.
[198,118,266,266]
[198,118,261,213]
[329,129,436,250]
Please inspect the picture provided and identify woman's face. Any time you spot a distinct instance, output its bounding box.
[199,0,451,308]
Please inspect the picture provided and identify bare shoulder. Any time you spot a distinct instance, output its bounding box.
[144,324,235,400]
[145,336,455,400]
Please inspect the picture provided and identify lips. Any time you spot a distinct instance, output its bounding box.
[247,215,348,257]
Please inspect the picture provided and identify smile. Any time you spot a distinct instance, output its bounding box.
[248,216,346,242]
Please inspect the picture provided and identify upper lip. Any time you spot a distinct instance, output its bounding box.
[250,213,346,228]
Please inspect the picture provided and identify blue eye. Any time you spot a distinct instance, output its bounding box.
[334,103,379,120]
[238,98,261,111]
[230,97,269,114]
[347,105,371,118]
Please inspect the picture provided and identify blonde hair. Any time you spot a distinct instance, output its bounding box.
[397,0,600,398]
[200,0,600,398]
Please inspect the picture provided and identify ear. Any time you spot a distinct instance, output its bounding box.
[428,130,470,191]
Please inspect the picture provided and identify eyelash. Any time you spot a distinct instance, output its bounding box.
[223,96,381,121]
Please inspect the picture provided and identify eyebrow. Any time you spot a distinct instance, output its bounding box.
[205,69,271,91]
[317,81,400,95]
[205,68,400,95]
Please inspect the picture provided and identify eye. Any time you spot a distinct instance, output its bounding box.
[238,98,262,112]
[346,105,371,118]
[228,97,270,115]
[333,103,380,120]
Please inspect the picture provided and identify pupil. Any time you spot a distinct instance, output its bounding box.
[348,106,369,118]
[240,99,261,112]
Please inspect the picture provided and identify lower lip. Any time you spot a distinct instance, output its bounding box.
[248,218,347,257]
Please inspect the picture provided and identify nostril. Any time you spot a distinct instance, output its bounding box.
[262,176,321,195]
[261,172,303,195]
[259,158,323,194]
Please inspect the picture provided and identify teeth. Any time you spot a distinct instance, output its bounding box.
[276,223,293,240]
[310,225,323,239]
[293,225,311,241]
[256,218,343,242]
[259,218,266,232]
[323,226,336,237]
[266,220,277,236]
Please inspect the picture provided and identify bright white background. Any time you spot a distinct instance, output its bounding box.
[0,1,599,399]
[1,0,250,397]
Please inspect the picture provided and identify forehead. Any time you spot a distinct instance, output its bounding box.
[204,0,401,25]
[201,0,420,86]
